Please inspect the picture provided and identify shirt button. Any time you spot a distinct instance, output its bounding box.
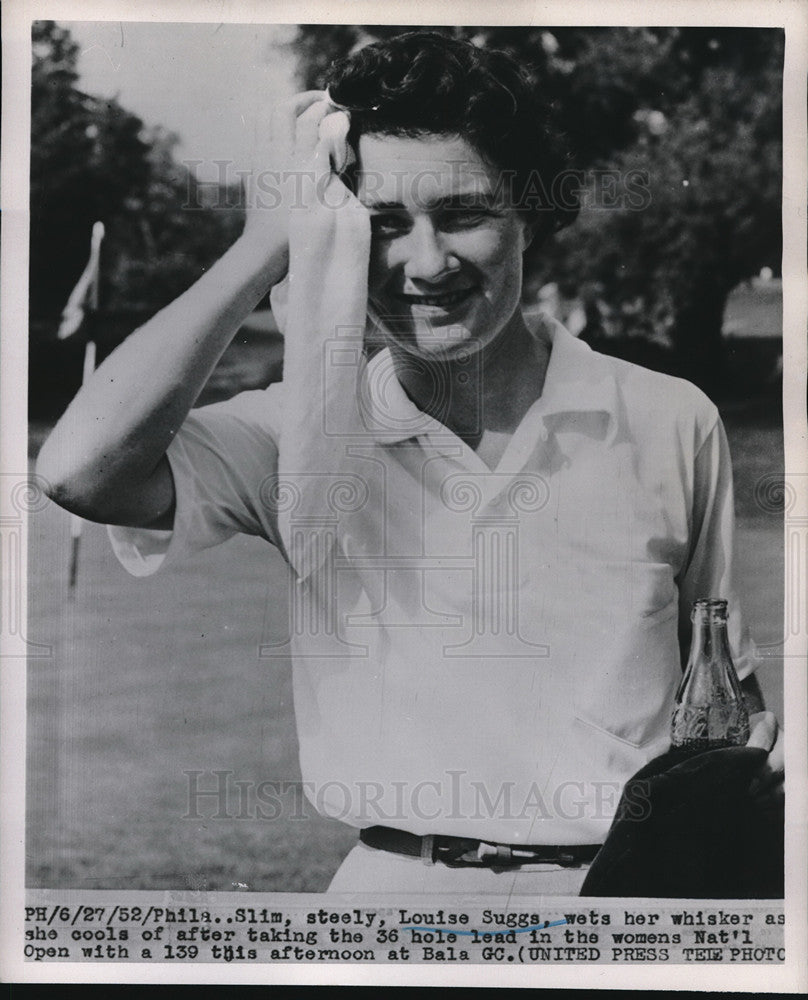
[539,427,549,442]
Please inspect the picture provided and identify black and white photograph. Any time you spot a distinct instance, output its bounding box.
[2,0,806,989]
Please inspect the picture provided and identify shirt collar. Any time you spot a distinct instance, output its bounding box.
[359,312,619,444]
[529,313,619,434]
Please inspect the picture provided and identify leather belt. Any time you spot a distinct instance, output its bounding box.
[360,826,601,868]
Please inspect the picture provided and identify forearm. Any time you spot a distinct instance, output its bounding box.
[37,231,285,521]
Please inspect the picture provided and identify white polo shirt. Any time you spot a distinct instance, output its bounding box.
[109,320,753,845]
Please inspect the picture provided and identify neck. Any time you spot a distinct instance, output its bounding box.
[388,309,551,446]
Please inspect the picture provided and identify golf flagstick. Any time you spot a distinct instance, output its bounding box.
[58,221,105,597]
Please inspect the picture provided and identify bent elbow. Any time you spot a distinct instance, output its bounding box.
[35,431,174,529]
[35,431,66,502]
[35,431,107,521]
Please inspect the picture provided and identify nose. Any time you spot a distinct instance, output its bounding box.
[402,218,458,283]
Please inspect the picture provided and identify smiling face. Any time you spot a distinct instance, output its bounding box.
[356,133,532,360]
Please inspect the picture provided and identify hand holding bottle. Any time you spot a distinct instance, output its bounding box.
[671,598,750,751]
[670,598,784,809]
[747,711,785,808]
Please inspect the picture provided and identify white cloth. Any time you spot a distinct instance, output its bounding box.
[270,107,370,580]
[108,318,756,846]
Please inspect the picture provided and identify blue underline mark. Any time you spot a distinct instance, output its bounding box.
[402,918,568,936]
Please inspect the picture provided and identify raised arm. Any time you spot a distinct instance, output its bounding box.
[36,92,333,530]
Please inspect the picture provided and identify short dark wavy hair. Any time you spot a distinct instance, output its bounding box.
[326,31,579,240]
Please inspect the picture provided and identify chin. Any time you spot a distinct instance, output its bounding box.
[376,318,480,358]
[413,325,476,354]
[395,334,482,363]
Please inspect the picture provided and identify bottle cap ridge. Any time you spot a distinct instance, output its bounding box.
[691,597,728,622]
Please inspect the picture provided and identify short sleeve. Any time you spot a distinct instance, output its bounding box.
[676,413,759,679]
[108,385,285,577]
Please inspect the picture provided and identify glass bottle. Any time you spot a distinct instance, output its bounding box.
[670,598,750,751]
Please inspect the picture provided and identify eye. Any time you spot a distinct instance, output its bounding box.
[370,213,411,237]
[439,208,496,231]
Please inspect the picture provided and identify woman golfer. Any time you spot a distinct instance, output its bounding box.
[39,31,782,894]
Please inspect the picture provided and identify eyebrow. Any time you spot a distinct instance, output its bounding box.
[364,192,501,212]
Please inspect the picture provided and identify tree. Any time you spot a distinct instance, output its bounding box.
[29,21,245,420]
[104,124,244,313]
[539,27,783,394]
[30,21,152,318]
[30,20,245,324]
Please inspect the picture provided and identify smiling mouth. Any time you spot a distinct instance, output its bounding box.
[393,287,476,309]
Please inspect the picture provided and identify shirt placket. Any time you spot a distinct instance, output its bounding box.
[418,423,553,660]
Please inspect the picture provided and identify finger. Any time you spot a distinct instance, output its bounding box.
[289,89,329,112]
[270,90,328,151]
[747,710,768,730]
[768,723,786,771]
[294,100,335,161]
[319,109,353,174]
[746,710,778,752]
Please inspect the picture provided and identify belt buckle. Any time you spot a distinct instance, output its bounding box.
[483,844,581,867]
[433,837,494,867]
[432,838,583,869]
[476,841,513,865]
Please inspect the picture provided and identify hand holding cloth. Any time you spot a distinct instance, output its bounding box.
[269,104,371,579]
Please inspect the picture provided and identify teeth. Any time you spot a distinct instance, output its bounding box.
[404,289,471,307]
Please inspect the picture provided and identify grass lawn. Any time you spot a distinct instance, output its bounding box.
[25,406,784,893]
[26,510,357,892]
